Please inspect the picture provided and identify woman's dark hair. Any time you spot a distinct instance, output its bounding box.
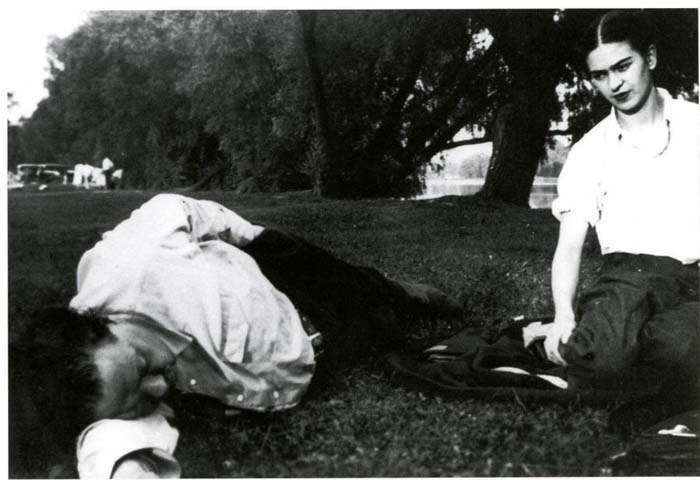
[10,307,115,464]
[578,10,658,59]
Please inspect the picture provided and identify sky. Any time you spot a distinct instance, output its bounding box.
[3,0,315,124]
[5,5,89,123]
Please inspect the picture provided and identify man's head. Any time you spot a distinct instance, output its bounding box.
[16,308,176,440]
[14,308,116,445]
[91,321,176,420]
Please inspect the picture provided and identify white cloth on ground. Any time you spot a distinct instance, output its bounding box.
[76,407,180,479]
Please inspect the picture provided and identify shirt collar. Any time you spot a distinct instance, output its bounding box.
[605,87,673,143]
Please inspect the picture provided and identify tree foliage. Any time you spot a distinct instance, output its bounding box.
[11,9,698,199]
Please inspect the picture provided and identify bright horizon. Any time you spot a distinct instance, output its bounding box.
[5,6,90,124]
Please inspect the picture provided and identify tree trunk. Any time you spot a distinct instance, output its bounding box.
[475,94,550,206]
[298,11,332,196]
[179,162,227,192]
[476,10,563,207]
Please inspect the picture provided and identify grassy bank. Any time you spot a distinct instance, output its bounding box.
[9,190,626,477]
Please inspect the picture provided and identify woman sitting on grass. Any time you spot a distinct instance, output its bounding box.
[544,10,699,408]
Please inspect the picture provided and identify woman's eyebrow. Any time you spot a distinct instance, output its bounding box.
[613,57,633,67]
[590,56,634,75]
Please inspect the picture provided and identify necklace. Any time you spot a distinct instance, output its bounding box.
[654,120,672,157]
[619,119,671,157]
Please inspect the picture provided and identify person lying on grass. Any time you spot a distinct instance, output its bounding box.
[15,193,461,478]
[544,10,699,405]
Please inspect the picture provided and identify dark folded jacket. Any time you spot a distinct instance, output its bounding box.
[386,318,657,405]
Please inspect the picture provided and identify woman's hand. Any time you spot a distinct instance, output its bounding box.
[544,315,576,365]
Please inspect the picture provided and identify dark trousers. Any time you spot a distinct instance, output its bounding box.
[561,253,700,391]
[241,228,430,367]
[103,168,114,190]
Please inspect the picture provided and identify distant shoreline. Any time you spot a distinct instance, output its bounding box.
[425,176,558,185]
[418,177,557,208]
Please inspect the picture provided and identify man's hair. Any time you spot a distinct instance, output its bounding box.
[11,307,115,448]
[578,10,658,60]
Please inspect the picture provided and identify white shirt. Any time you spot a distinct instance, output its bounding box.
[552,89,700,264]
[70,194,316,412]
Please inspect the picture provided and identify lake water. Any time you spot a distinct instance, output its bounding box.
[416,178,558,209]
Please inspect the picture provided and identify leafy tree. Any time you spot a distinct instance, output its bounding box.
[15,9,697,199]
[311,10,502,197]
[177,11,311,193]
[298,10,332,196]
[178,10,502,197]
[470,10,572,205]
[20,12,200,188]
[17,11,504,196]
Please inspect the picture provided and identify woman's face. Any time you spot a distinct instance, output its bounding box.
[586,41,656,114]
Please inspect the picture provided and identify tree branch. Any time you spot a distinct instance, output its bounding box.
[441,137,492,149]
[403,48,501,158]
[364,33,428,157]
[431,127,570,156]
[419,89,498,160]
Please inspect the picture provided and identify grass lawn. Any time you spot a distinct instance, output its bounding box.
[9,190,637,477]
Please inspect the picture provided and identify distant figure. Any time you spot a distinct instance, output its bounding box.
[71,164,83,187]
[72,164,94,190]
[91,168,107,188]
[112,168,123,189]
[102,157,115,190]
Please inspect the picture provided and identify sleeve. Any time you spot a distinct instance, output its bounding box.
[550,142,601,227]
[112,194,264,248]
[183,196,264,247]
[76,411,181,479]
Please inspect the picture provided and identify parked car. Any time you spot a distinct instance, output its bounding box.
[16,163,73,184]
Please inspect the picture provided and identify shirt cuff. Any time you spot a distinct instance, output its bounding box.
[76,409,180,479]
[112,448,181,478]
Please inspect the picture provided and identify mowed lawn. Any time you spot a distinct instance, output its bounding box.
[9,190,630,477]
